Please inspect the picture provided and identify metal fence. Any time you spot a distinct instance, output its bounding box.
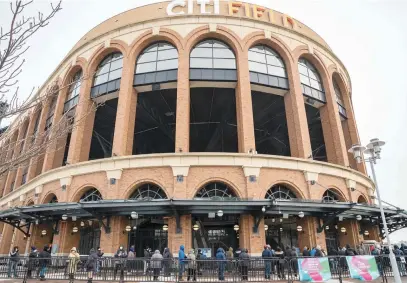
[0,255,405,282]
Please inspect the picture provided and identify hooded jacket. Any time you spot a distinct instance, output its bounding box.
[163,248,172,259]
[226,248,234,259]
[239,249,250,267]
[150,250,163,268]
[38,246,51,267]
[179,245,186,264]
[262,248,272,258]
[86,249,98,272]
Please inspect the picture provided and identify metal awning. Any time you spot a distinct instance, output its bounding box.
[0,199,405,236]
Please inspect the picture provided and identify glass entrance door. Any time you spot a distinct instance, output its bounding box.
[79,225,101,255]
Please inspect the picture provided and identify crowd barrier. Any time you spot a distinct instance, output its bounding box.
[0,255,404,282]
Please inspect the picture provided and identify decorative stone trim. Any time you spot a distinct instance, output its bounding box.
[59,177,72,187]
[105,169,123,180]
[171,166,190,177]
[242,166,261,177]
[303,171,318,183]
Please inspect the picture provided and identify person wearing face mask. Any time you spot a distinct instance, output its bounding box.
[114,246,128,280]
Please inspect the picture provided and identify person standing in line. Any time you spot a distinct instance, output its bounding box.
[216,248,226,281]
[96,247,104,275]
[275,247,285,279]
[178,245,187,281]
[144,246,151,274]
[163,247,173,276]
[8,246,19,278]
[239,248,250,281]
[262,245,272,279]
[85,248,98,283]
[186,249,197,281]
[27,246,38,279]
[151,250,163,281]
[302,246,310,257]
[127,246,136,274]
[314,245,323,257]
[226,247,234,273]
[345,244,357,256]
[67,247,80,282]
[114,245,128,280]
[290,246,299,277]
[38,245,51,281]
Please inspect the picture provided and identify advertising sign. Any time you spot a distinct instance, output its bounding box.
[346,256,380,281]
[298,257,332,282]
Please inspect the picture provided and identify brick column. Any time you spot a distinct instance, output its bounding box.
[175,49,190,152]
[319,82,349,166]
[236,50,256,153]
[112,58,137,156]
[99,216,125,256]
[51,221,69,255]
[67,71,95,164]
[365,225,380,242]
[62,222,80,254]
[0,176,6,198]
[42,87,66,173]
[342,95,366,174]
[0,225,14,255]
[285,63,312,159]
[239,215,265,256]
[297,216,314,250]
[27,103,50,181]
[3,133,18,196]
[168,215,192,256]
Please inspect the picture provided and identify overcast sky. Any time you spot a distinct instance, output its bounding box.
[1,0,407,242]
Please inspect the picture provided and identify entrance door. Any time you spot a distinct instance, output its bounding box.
[128,219,168,257]
[325,230,340,253]
[79,226,101,255]
[265,219,298,250]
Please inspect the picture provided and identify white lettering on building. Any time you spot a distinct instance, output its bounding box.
[167,0,220,16]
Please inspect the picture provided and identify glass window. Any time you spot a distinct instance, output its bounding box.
[67,70,82,101]
[265,184,297,200]
[333,80,345,106]
[80,188,103,202]
[298,58,324,92]
[190,39,237,70]
[135,42,179,75]
[248,45,287,78]
[129,183,168,200]
[92,52,123,88]
[194,182,238,199]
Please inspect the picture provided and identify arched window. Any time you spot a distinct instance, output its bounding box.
[64,70,82,113]
[298,58,325,102]
[91,52,123,98]
[322,189,340,203]
[357,195,368,204]
[49,195,58,204]
[129,183,167,200]
[195,182,238,199]
[80,188,102,202]
[190,39,237,81]
[45,96,57,131]
[265,184,297,200]
[248,45,288,89]
[134,42,178,86]
[333,80,347,118]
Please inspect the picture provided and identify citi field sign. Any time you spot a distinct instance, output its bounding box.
[166,0,297,27]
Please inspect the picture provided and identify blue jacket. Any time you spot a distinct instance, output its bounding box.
[262,249,272,258]
[216,248,226,266]
[310,248,316,257]
[179,245,186,264]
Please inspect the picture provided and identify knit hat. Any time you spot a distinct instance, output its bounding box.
[31,246,36,251]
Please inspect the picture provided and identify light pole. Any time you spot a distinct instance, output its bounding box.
[349,138,401,283]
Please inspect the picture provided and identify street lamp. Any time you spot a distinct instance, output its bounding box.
[297,226,303,232]
[349,139,402,283]
[193,224,199,231]
[233,224,239,231]
[356,215,362,221]
[62,214,68,221]
[131,211,138,219]
[72,227,78,233]
[217,210,223,217]
[264,225,268,231]
[298,211,304,218]
[163,225,168,231]
[41,230,47,237]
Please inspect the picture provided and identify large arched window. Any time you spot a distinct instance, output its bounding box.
[64,70,82,113]
[45,96,57,131]
[357,195,368,204]
[298,58,325,102]
[129,183,167,200]
[322,189,340,203]
[195,182,238,199]
[190,39,237,81]
[248,45,288,89]
[80,188,102,202]
[265,184,297,200]
[91,52,123,98]
[134,42,178,87]
[333,80,347,119]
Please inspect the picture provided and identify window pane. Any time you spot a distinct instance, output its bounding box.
[308,70,318,81]
[196,40,213,48]
[158,43,174,50]
[249,72,259,83]
[267,65,286,77]
[249,61,267,74]
[213,59,236,69]
[265,47,278,57]
[249,51,266,63]
[110,59,123,71]
[157,59,178,71]
[157,49,178,60]
[213,41,227,48]
[111,53,123,60]
[191,48,212,58]
[310,78,321,90]
[138,52,157,63]
[213,48,235,59]
[250,45,264,53]
[268,76,278,87]
[94,73,108,85]
[144,44,158,53]
[258,73,268,85]
[95,64,110,76]
[298,64,308,76]
[108,69,122,81]
[190,58,213,68]
[136,62,157,73]
[300,74,310,85]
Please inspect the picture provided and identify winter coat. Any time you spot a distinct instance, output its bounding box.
[216,248,226,267]
[310,248,316,257]
[262,249,272,258]
[38,249,51,267]
[186,251,196,269]
[239,250,250,267]
[371,248,381,256]
[274,251,285,263]
[97,250,104,258]
[314,249,323,257]
[346,248,357,256]
[144,249,151,258]
[28,250,38,268]
[303,249,310,257]
[68,252,80,274]
[226,248,234,259]
[9,249,19,262]
[179,245,186,264]
[86,251,98,272]
[128,251,136,259]
[150,250,163,269]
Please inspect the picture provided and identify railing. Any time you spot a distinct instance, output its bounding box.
[0,255,404,282]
